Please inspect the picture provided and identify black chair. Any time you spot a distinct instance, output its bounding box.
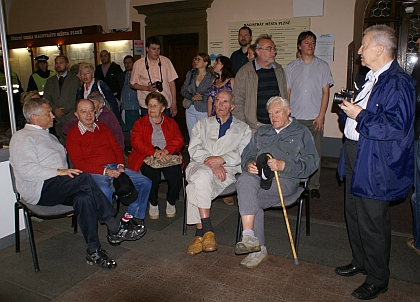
[235,179,310,256]
[182,181,237,235]
[10,165,77,272]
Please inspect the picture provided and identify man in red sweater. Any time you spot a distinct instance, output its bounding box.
[66,99,152,240]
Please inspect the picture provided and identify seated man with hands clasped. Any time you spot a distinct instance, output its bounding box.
[9,98,141,269]
[186,90,251,255]
[66,99,152,240]
[235,96,319,269]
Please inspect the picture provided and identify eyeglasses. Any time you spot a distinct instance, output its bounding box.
[193,57,203,61]
[258,46,277,52]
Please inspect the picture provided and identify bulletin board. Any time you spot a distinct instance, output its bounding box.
[229,18,310,66]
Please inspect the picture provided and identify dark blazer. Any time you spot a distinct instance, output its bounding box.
[43,72,80,125]
[94,62,123,99]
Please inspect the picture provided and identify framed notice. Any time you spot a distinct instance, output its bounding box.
[229,18,310,67]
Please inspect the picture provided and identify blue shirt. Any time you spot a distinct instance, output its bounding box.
[216,113,233,138]
[121,72,140,111]
[230,48,249,75]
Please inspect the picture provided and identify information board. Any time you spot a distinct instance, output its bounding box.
[229,18,310,66]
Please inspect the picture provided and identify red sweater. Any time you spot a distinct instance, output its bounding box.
[128,114,184,172]
[66,122,125,174]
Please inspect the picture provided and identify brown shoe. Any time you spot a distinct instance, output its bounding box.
[187,236,203,255]
[202,231,217,252]
[223,196,234,205]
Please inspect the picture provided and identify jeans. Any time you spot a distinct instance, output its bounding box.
[411,140,420,249]
[90,164,152,219]
[186,105,208,137]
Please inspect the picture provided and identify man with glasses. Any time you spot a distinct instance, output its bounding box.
[233,34,287,133]
[285,31,334,199]
[336,25,415,300]
[230,26,253,74]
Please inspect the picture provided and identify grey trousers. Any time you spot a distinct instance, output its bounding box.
[237,172,298,246]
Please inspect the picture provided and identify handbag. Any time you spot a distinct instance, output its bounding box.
[182,98,192,109]
[182,69,195,109]
[143,154,182,169]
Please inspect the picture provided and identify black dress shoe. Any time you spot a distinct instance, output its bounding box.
[351,282,388,300]
[310,189,320,199]
[334,263,367,276]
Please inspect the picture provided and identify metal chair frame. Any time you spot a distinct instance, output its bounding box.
[235,179,310,256]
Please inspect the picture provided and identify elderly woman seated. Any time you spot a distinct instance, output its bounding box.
[62,91,124,150]
[235,96,319,269]
[128,92,184,219]
[185,90,251,255]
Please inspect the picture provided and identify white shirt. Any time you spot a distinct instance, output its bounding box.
[344,60,392,141]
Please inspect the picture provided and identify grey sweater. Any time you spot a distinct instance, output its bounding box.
[9,125,68,204]
[241,117,319,182]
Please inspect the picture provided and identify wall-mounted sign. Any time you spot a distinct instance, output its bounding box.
[134,40,144,56]
[229,18,310,67]
[7,25,101,43]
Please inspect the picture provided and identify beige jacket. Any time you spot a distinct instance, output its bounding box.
[232,61,287,131]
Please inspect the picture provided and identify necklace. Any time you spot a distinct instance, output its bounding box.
[154,116,163,125]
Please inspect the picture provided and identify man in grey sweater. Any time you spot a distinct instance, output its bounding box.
[9,98,143,269]
[235,96,319,268]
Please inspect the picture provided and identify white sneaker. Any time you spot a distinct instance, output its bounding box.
[149,204,159,219]
[166,201,176,218]
[235,235,261,254]
[240,246,268,269]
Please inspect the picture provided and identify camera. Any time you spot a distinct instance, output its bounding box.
[333,89,354,104]
[154,81,163,92]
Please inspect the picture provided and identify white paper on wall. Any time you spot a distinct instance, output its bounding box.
[293,0,324,17]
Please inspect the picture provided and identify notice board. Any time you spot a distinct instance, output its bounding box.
[229,18,310,67]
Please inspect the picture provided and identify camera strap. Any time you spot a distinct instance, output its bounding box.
[145,55,163,85]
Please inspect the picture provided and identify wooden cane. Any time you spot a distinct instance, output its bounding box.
[267,154,299,265]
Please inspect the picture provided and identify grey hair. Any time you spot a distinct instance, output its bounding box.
[88,91,105,105]
[363,25,397,58]
[23,98,49,123]
[255,34,273,49]
[216,89,235,105]
[266,96,289,110]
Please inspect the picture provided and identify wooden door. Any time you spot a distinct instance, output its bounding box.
[161,34,199,141]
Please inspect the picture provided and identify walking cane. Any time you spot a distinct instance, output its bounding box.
[266,154,299,265]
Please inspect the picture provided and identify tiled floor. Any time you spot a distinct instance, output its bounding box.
[0,167,419,301]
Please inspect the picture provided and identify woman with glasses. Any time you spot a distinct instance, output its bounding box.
[181,53,216,137]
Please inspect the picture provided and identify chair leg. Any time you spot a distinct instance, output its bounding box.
[23,210,40,272]
[72,214,77,234]
[236,214,243,243]
[183,191,188,235]
[181,173,187,235]
[305,190,310,236]
[295,199,303,256]
[15,203,21,253]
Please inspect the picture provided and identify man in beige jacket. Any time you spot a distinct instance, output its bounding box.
[185,91,251,255]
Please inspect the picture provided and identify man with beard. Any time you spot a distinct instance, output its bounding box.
[230,26,253,74]
[118,55,140,132]
[44,55,81,144]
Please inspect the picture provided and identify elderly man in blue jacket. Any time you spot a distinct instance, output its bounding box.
[336,25,415,300]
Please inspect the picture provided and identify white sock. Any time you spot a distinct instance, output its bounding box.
[243,229,255,237]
